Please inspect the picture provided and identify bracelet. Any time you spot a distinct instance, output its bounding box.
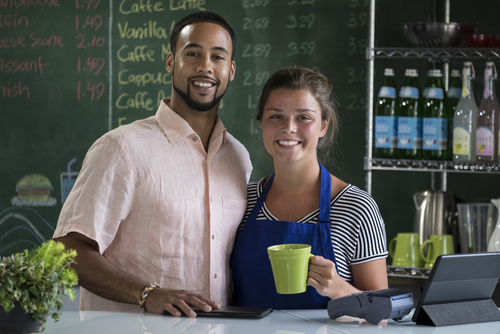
[139,283,161,311]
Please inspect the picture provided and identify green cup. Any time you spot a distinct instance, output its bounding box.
[420,235,454,269]
[267,244,313,294]
[388,233,424,268]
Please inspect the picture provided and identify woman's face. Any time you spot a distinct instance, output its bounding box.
[261,88,329,165]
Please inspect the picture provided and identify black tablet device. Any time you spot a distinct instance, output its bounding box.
[166,306,273,319]
[412,252,500,326]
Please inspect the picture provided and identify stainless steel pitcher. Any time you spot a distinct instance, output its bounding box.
[413,190,458,251]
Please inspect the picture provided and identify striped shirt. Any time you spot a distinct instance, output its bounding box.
[236,178,388,283]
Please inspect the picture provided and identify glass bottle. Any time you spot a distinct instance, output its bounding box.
[374,68,398,158]
[477,62,499,162]
[453,62,477,163]
[397,69,422,159]
[422,69,452,160]
[447,69,462,114]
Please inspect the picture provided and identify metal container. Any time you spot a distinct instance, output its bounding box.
[413,190,458,251]
[400,22,478,47]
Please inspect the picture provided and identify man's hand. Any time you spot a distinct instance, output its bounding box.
[146,288,220,317]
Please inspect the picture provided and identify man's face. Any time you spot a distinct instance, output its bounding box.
[167,22,235,112]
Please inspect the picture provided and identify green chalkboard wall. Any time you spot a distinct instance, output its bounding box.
[0,0,370,257]
[1,0,500,258]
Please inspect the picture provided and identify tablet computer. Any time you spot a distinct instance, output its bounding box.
[166,306,273,319]
[412,252,500,326]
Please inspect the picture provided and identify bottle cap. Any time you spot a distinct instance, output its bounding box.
[486,62,495,67]
[405,69,418,76]
[384,68,395,76]
[451,69,460,77]
[427,69,442,77]
[464,61,473,67]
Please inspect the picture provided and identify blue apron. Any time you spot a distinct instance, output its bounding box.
[230,163,339,309]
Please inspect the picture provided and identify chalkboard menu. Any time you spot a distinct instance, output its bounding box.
[0,0,369,257]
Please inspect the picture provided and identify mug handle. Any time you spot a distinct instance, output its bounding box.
[307,254,315,286]
[388,237,397,258]
[420,240,432,263]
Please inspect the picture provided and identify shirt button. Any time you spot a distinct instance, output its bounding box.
[212,234,215,240]
[214,273,217,279]
[192,137,198,142]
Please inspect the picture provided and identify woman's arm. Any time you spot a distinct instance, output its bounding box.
[308,256,388,300]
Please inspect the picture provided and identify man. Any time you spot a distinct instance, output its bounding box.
[53,12,252,318]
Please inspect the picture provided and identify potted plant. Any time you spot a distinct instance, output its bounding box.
[0,240,78,333]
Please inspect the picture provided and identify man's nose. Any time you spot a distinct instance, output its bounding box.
[196,55,213,74]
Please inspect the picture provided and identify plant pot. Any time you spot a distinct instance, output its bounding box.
[0,304,41,334]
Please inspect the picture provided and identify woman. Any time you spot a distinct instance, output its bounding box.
[230,67,388,309]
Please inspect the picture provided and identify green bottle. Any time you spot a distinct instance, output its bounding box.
[398,69,422,159]
[447,69,462,114]
[422,69,452,160]
[374,68,398,158]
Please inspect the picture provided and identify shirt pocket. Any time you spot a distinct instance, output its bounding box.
[221,196,247,255]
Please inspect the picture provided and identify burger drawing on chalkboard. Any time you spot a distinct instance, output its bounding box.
[11,174,57,207]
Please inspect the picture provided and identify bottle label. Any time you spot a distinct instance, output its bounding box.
[378,86,396,99]
[423,87,444,100]
[453,126,471,155]
[477,126,494,157]
[398,117,422,149]
[447,87,462,99]
[400,87,419,99]
[423,117,447,150]
[374,116,397,148]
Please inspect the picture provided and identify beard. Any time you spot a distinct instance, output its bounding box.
[172,76,227,112]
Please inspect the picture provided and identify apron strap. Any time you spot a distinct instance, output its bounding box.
[319,163,331,224]
[246,174,274,224]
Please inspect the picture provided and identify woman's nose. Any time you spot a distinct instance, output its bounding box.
[282,117,297,133]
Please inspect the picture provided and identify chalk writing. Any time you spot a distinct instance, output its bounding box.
[116,91,155,110]
[119,0,165,14]
[242,0,269,7]
[117,44,155,62]
[75,34,105,48]
[0,56,49,74]
[117,21,168,39]
[242,43,271,58]
[77,56,105,75]
[0,36,26,47]
[169,0,206,11]
[0,0,60,8]
[75,14,103,30]
[30,32,64,47]
[118,69,171,87]
[0,14,28,28]
[0,81,30,98]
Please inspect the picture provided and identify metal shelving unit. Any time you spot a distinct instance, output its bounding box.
[365,0,500,194]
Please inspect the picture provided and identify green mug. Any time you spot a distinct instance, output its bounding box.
[267,244,313,294]
[420,235,454,269]
[388,233,423,268]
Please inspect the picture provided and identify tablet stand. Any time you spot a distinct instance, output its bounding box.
[415,299,500,326]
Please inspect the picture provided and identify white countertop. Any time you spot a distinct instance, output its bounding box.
[42,308,500,334]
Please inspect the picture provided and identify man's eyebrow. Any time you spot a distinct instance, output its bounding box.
[183,43,229,55]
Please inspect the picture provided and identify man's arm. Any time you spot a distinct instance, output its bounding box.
[55,232,219,317]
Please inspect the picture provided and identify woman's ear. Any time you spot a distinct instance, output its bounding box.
[320,118,330,137]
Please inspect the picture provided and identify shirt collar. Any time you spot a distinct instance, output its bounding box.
[155,98,227,144]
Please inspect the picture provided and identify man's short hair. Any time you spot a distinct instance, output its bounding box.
[170,11,236,61]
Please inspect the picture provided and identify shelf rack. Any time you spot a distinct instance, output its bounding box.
[386,265,431,279]
[366,158,500,173]
[365,0,499,194]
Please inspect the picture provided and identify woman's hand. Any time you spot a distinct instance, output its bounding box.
[307,256,358,300]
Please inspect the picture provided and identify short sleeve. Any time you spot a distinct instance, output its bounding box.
[53,134,135,253]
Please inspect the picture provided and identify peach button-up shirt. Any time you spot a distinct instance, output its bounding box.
[54,99,252,311]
